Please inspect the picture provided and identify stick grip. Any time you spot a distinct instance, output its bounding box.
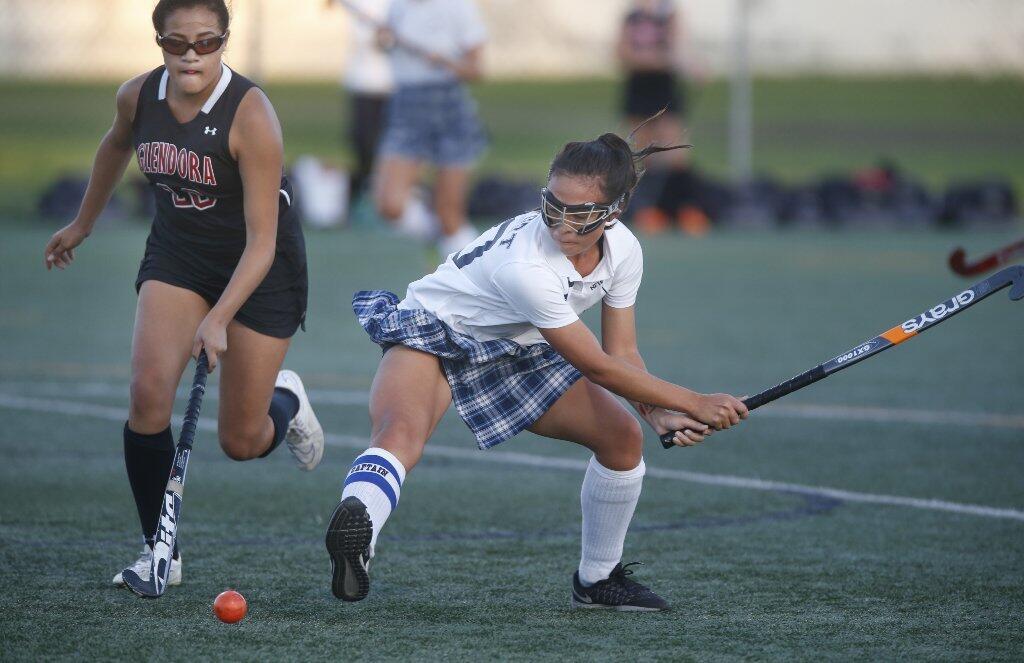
[659,365,826,448]
[744,365,825,410]
[179,351,209,451]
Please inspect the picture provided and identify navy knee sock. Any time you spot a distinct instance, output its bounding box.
[123,422,178,557]
[261,388,300,458]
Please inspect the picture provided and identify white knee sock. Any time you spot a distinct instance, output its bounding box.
[577,455,645,586]
[341,447,407,557]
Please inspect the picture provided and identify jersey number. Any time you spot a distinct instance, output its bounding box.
[157,183,216,210]
[454,217,524,269]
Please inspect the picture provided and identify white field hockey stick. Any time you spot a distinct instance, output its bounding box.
[122,351,209,597]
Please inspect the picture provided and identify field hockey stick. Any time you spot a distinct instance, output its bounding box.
[122,351,209,598]
[948,237,1024,277]
[334,0,461,72]
[661,265,1024,448]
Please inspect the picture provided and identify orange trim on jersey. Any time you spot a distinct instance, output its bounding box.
[881,326,915,344]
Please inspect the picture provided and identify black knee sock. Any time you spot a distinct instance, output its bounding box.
[123,422,175,551]
[260,387,300,458]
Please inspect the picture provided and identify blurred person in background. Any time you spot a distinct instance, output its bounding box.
[332,0,394,211]
[42,0,324,589]
[373,0,488,257]
[618,0,685,151]
[617,0,709,235]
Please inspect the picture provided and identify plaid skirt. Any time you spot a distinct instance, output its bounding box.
[352,290,582,449]
[378,82,488,166]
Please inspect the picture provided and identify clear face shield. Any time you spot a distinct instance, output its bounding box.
[540,188,623,235]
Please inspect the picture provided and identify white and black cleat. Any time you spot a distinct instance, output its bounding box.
[571,562,669,612]
[112,546,182,588]
[275,370,324,471]
[326,496,373,601]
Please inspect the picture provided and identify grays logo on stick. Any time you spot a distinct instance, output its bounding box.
[900,290,975,334]
[660,265,1024,449]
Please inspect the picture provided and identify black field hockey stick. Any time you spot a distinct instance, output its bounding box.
[948,237,1024,277]
[122,351,209,597]
[661,265,1024,448]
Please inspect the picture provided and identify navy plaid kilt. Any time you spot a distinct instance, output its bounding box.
[352,290,583,449]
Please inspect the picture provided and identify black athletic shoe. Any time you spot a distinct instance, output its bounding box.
[571,562,670,612]
[326,496,373,601]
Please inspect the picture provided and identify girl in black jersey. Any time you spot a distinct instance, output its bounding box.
[42,0,324,590]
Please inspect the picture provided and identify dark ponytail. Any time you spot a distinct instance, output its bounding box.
[548,109,689,213]
[153,0,231,34]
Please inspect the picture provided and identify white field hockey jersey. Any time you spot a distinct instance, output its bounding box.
[399,211,644,346]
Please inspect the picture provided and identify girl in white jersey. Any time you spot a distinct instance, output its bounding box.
[328,129,747,611]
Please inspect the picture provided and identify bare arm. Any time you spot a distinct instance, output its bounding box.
[191,88,283,368]
[43,75,145,270]
[600,303,739,446]
[448,44,484,82]
[378,27,484,82]
[602,303,745,443]
[539,312,746,432]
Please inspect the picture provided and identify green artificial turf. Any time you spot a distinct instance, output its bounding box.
[1,227,1022,660]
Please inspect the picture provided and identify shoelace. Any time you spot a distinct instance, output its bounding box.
[132,547,178,568]
[132,549,153,569]
[608,561,643,579]
[121,549,153,579]
[289,401,311,436]
[600,562,648,598]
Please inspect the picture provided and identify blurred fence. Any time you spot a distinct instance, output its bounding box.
[1,0,1022,80]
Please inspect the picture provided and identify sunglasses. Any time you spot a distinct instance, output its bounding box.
[540,188,623,235]
[156,32,227,56]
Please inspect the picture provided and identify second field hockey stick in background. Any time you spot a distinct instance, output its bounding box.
[948,237,1024,277]
[122,351,209,598]
[661,265,1024,448]
[333,0,460,72]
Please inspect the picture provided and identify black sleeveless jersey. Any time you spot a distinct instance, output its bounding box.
[132,64,296,251]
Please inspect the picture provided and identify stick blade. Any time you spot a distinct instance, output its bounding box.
[1009,266,1024,301]
[121,543,174,598]
[948,247,969,274]
[121,569,162,599]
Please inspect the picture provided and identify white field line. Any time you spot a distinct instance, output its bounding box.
[763,403,1024,429]
[3,382,1024,429]
[1,393,1023,523]
[0,382,371,406]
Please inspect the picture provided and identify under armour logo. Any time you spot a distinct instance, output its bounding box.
[204,126,217,136]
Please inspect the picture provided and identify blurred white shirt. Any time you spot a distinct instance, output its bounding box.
[338,0,394,95]
[387,0,487,86]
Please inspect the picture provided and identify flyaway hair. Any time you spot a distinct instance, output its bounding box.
[549,108,690,214]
